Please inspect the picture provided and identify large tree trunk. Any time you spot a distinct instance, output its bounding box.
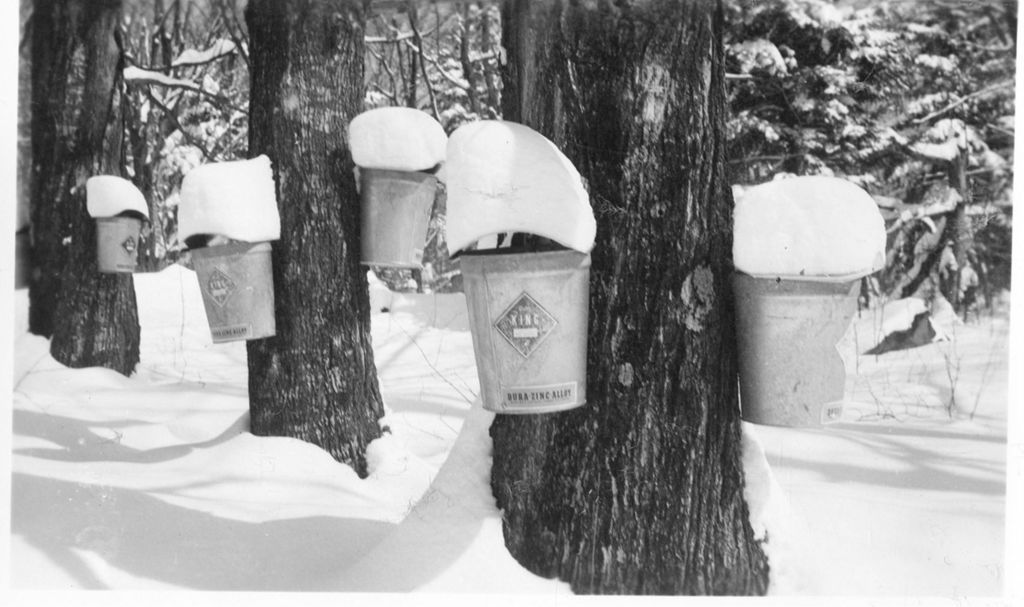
[31,0,140,375]
[490,0,770,594]
[245,0,385,476]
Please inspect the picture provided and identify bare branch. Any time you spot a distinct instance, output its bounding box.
[407,39,470,91]
[370,83,400,106]
[143,89,217,162]
[409,3,440,121]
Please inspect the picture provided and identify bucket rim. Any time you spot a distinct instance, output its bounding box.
[733,268,875,283]
[459,248,591,274]
[95,215,144,225]
[458,247,589,260]
[360,166,439,183]
[190,240,273,257]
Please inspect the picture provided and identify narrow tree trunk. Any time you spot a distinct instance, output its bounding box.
[945,149,971,310]
[31,0,141,375]
[405,1,418,108]
[245,0,385,476]
[126,83,161,272]
[490,0,770,594]
[479,2,501,115]
[459,3,483,116]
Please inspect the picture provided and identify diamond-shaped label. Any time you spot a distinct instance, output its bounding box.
[494,292,557,358]
[121,236,137,254]
[205,267,236,307]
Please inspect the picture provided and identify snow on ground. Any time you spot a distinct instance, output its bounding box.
[9,264,565,594]
[746,294,1011,596]
[7,264,1014,600]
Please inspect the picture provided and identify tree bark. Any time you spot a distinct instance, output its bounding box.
[490,0,770,594]
[31,0,141,375]
[245,0,386,476]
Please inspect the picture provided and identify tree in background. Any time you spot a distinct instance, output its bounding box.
[364,1,501,130]
[490,0,769,594]
[120,0,250,269]
[363,1,502,293]
[245,0,385,475]
[724,0,1014,312]
[29,0,141,375]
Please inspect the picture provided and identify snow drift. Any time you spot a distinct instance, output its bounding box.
[86,176,149,219]
[733,176,886,278]
[8,268,1010,595]
[348,107,447,172]
[177,155,280,243]
[445,120,596,255]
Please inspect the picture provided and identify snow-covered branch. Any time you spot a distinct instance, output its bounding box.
[405,40,470,91]
[124,66,200,89]
[123,66,248,115]
[912,80,1014,125]
[885,188,962,234]
[171,39,238,67]
[366,32,416,43]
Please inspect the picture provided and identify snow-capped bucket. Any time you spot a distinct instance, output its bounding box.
[348,107,447,269]
[359,168,437,268]
[446,121,598,414]
[461,249,590,413]
[732,176,887,427]
[86,176,149,274]
[733,272,859,427]
[95,215,143,273]
[178,156,281,343]
[191,241,276,343]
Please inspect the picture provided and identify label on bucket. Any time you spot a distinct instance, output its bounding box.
[502,382,578,410]
[820,402,844,424]
[205,267,237,307]
[212,324,252,341]
[494,292,557,358]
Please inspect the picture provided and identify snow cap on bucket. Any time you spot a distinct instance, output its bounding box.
[733,175,885,280]
[445,120,596,255]
[348,107,447,173]
[178,155,280,243]
[86,176,149,219]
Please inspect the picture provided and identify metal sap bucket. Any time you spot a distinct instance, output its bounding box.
[460,249,590,414]
[95,216,143,273]
[191,241,276,343]
[360,168,437,268]
[732,271,859,427]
